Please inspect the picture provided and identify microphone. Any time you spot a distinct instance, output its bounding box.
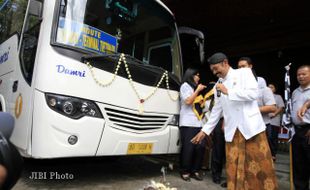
[217,79,222,97]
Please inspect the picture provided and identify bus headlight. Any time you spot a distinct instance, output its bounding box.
[168,114,179,126]
[45,93,103,119]
[63,101,74,115]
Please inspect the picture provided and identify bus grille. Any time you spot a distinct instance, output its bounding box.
[104,107,169,132]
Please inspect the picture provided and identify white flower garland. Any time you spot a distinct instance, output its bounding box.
[144,180,177,190]
[86,53,179,114]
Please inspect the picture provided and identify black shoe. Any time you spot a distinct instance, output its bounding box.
[191,172,203,181]
[201,166,210,171]
[272,156,276,162]
[180,174,191,182]
[221,182,227,188]
[212,178,221,184]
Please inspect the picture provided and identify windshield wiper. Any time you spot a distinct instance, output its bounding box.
[82,53,169,78]
[81,53,180,89]
[82,53,146,65]
[121,54,166,74]
[81,53,121,63]
[117,54,179,85]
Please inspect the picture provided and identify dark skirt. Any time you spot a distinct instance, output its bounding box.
[179,126,206,174]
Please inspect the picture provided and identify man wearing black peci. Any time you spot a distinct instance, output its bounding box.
[191,52,278,190]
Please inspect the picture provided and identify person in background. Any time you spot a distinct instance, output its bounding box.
[255,78,277,162]
[179,68,206,181]
[268,83,285,161]
[210,118,226,186]
[237,59,277,162]
[237,57,266,88]
[198,82,226,187]
[291,65,310,190]
[201,145,211,171]
[191,52,278,190]
[201,91,215,172]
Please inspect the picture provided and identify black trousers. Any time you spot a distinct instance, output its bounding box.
[266,124,279,157]
[180,127,205,174]
[211,119,225,180]
[292,125,310,190]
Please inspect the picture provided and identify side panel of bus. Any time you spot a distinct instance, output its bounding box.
[0,33,33,153]
[5,0,42,155]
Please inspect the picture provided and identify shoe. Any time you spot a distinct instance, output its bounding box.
[221,182,227,188]
[201,166,210,171]
[212,178,221,184]
[191,172,203,181]
[180,174,191,182]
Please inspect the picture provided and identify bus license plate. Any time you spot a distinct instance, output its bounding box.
[127,143,153,154]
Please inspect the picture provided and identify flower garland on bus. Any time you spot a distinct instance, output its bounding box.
[86,53,179,114]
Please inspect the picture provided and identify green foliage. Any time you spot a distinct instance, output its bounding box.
[0,0,28,43]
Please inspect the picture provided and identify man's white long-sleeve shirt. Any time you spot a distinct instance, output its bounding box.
[202,67,266,142]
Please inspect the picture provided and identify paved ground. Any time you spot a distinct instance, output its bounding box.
[12,151,291,190]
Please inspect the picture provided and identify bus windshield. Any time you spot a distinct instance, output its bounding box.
[55,0,180,74]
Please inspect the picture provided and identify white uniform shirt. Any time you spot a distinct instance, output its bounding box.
[257,77,266,89]
[179,82,202,128]
[257,87,276,124]
[202,68,266,142]
[270,94,285,126]
[292,85,310,125]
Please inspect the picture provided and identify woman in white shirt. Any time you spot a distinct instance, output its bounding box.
[179,68,206,181]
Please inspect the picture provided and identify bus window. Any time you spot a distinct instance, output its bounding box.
[148,44,172,72]
[146,27,173,71]
[0,0,28,43]
[20,2,42,84]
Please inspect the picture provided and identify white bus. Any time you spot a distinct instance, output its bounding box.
[0,0,204,158]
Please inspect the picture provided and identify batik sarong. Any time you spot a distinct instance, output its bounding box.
[226,130,278,190]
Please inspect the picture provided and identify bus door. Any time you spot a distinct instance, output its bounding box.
[0,1,29,112]
[9,0,43,152]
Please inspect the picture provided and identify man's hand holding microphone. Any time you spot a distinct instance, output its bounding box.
[216,79,228,97]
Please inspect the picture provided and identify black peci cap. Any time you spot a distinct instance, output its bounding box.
[207,52,227,65]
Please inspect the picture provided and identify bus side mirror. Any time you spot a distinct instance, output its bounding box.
[178,27,205,64]
[28,0,43,18]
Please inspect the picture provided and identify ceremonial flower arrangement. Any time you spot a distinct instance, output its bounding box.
[143,180,177,190]
[86,53,179,114]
